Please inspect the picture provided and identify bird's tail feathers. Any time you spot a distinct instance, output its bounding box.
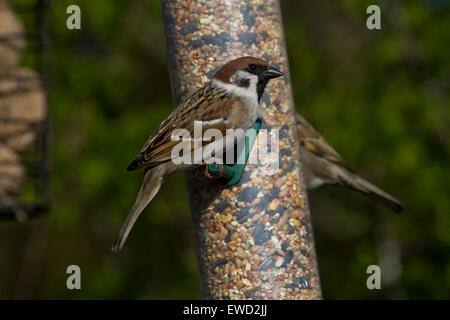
[339,170,403,213]
[111,167,164,252]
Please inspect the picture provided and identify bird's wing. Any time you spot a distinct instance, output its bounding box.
[127,83,237,171]
[296,112,354,172]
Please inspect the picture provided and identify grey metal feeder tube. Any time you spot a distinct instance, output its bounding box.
[160,0,321,299]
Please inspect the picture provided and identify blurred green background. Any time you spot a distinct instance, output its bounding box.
[0,0,449,299]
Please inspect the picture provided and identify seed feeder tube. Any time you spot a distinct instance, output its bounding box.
[160,0,322,300]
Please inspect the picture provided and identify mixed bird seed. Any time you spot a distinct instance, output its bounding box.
[160,0,321,299]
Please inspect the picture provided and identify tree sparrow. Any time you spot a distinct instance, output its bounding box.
[296,113,403,213]
[112,57,283,252]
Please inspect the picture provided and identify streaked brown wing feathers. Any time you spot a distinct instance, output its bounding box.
[127,83,236,171]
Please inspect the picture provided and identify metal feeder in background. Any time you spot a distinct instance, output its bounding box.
[0,0,51,221]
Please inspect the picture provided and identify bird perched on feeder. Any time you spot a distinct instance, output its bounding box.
[296,112,403,213]
[112,56,283,252]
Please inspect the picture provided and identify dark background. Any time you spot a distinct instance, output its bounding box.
[0,0,449,299]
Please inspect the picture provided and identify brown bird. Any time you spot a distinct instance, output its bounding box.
[296,112,403,213]
[112,57,283,252]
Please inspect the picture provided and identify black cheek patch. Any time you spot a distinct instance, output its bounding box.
[237,78,250,88]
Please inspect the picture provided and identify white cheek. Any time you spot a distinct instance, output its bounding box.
[213,78,260,128]
[212,78,258,102]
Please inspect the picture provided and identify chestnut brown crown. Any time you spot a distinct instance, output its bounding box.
[213,56,282,84]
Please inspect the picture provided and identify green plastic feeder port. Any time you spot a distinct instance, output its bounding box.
[207,118,262,185]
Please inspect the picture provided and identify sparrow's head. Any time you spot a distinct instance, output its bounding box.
[213,56,283,102]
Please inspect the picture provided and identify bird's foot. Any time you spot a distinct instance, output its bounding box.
[203,157,224,179]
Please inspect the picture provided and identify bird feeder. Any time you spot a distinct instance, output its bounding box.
[160,0,321,299]
[0,0,51,221]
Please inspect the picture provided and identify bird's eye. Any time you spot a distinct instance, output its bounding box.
[249,64,257,71]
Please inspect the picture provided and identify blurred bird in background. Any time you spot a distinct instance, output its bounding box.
[296,112,403,213]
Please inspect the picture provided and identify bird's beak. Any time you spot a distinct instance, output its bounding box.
[262,66,283,79]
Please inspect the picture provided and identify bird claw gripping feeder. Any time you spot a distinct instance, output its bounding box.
[160,0,322,299]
